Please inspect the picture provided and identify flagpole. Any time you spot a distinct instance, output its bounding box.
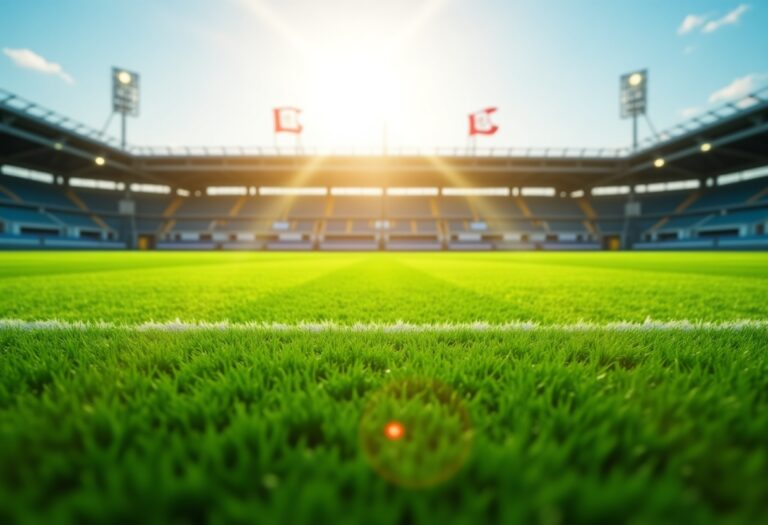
[272,108,277,154]
[382,120,388,156]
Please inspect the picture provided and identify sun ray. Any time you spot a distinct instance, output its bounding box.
[388,0,451,58]
[233,0,310,56]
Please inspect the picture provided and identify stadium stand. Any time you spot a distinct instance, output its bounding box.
[239,197,286,218]
[3,177,72,208]
[439,197,473,218]
[385,196,434,219]
[176,196,238,216]
[687,178,766,211]
[1,85,767,251]
[526,196,583,218]
[1,172,767,250]
[286,197,326,218]
[332,196,383,218]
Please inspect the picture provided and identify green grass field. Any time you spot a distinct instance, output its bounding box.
[1,252,767,524]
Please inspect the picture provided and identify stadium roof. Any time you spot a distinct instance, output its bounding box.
[1,87,767,192]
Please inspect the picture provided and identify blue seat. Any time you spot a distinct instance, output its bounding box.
[0,205,57,225]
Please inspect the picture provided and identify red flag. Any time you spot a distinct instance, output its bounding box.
[468,107,498,136]
[273,107,303,133]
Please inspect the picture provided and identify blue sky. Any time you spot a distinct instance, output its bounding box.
[1,0,766,150]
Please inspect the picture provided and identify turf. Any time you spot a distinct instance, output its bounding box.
[1,252,767,524]
[0,252,767,323]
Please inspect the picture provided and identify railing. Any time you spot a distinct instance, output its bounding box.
[0,89,123,149]
[3,85,767,158]
[634,86,768,150]
[125,145,630,158]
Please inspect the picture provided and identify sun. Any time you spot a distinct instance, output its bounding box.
[306,46,403,144]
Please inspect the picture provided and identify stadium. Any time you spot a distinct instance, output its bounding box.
[1,2,767,524]
[1,83,768,251]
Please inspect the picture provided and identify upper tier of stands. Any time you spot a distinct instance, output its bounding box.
[386,197,433,218]
[332,197,383,218]
[176,196,237,216]
[525,197,582,217]
[688,178,767,211]
[1,177,72,208]
[0,205,57,226]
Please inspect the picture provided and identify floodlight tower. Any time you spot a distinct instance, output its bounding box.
[112,67,140,149]
[620,70,647,151]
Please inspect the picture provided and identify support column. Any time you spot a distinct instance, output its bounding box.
[120,112,127,149]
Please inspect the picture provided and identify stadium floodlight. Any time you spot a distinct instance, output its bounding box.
[117,71,132,85]
[628,72,643,87]
[94,156,106,166]
[700,142,712,153]
[620,69,648,150]
[653,158,665,168]
[112,67,140,149]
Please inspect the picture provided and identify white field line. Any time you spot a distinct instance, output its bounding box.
[0,319,767,332]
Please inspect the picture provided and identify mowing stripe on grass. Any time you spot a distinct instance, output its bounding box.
[1,318,768,332]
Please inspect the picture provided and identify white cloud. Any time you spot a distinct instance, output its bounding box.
[702,4,749,33]
[2,48,74,84]
[708,74,765,103]
[678,14,706,35]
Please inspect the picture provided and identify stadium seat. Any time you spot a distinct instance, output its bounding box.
[332,197,382,218]
[385,197,433,218]
[689,179,767,211]
[439,197,473,218]
[0,205,59,225]
[286,197,327,218]
[176,197,238,216]
[525,197,583,218]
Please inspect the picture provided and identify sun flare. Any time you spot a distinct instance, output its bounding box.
[306,46,403,143]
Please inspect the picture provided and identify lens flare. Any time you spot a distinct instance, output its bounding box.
[360,378,473,489]
[384,421,405,441]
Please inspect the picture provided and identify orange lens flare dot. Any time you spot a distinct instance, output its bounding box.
[384,421,405,441]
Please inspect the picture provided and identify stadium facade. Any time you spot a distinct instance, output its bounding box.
[1,87,767,251]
